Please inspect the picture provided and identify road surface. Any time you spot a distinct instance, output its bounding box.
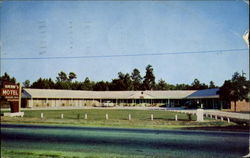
[1,124,249,158]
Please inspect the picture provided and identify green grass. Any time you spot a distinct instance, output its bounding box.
[1,147,138,158]
[21,109,195,120]
[1,109,234,129]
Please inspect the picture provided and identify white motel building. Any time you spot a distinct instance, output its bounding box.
[21,88,229,109]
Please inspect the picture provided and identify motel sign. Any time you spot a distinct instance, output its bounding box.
[1,88,19,96]
[0,82,21,113]
[1,84,19,99]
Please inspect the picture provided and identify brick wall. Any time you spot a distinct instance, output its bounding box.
[230,100,250,112]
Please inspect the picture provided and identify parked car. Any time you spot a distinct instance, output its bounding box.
[102,101,114,107]
[184,100,199,109]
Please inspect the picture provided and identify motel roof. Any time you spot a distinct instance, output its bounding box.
[22,88,219,99]
[187,88,219,99]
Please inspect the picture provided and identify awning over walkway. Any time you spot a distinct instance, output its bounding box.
[22,88,219,100]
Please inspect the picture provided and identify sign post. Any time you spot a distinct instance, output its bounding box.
[1,82,24,117]
[196,109,204,122]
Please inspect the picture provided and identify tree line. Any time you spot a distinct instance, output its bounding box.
[1,65,217,91]
[218,72,250,111]
[1,65,249,112]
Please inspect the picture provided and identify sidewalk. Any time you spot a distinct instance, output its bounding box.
[168,109,250,120]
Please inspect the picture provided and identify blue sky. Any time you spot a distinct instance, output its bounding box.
[0,0,249,86]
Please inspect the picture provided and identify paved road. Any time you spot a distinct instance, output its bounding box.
[204,110,250,120]
[1,124,249,158]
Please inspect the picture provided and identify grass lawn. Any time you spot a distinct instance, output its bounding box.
[1,109,236,129]
[1,147,136,158]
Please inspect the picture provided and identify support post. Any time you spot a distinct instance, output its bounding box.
[175,114,178,121]
[151,114,153,121]
[106,114,109,120]
[128,114,131,120]
[61,113,64,119]
[18,83,22,111]
[84,113,88,120]
[41,113,43,119]
[30,98,34,108]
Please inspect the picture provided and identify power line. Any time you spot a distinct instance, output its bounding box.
[0,48,248,60]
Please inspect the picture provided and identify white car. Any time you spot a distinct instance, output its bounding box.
[102,101,114,107]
